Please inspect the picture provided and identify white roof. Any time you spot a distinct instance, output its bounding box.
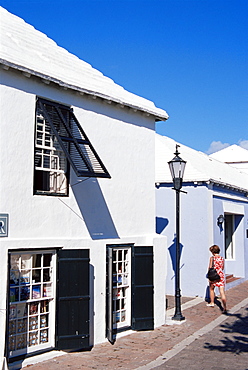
[155,134,248,191]
[0,6,168,121]
[210,144,248,163]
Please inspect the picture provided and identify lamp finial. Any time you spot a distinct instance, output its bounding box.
[175,144,180,156]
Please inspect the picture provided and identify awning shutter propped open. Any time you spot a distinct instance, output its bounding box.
[38,98,111,179]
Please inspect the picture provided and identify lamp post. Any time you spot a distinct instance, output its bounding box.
[168,144,186,321]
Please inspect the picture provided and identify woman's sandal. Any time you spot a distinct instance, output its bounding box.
[206,303,214,307]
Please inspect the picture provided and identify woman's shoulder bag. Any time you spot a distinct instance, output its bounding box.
[207,257,220,282]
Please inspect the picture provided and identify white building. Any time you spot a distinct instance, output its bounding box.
[0,7,168,368]
[210,144,248,174]
[156,134,248,298]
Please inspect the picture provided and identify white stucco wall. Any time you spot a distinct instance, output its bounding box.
[156,184,215,298]
[156,181,248,299]
[0,69,167,360]
[0,71,156,240]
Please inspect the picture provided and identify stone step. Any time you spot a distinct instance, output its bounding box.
[226,274,240,284]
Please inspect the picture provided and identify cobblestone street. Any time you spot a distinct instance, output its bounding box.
[11,281,248,370]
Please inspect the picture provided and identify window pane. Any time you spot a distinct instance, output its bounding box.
[17,318,27,333]
[43,284,52,298]
[43,269,51,282]
[32,285,41,299]
[40,329,48,343]
[20,286,30,301]
[20,271,30,285]
[43,156,50,168]
[9,320,16,335]
[43,254,52,267]
[29,332,38,347]
[41,300,49,313]
[16,334,27,349]
[10,272,19,286]
[10,288,19,302]
[11,255,20,270]
[35,153,42,167]
[32,270,41,283]
[40,315,48,328]
[21,255,31,270]
[29,302,39,315]
[32,255,41,268]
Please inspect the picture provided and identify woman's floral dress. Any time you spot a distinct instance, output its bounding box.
[212,256,225,287]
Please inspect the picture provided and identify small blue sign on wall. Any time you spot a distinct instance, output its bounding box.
[0,214,9,237]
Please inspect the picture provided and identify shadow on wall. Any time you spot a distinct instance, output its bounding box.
[168,236,184,274]
[156,217,169,234]
[71,176,119,240]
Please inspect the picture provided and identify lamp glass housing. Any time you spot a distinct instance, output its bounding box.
[168,158,186,180]
[168,147,186,190]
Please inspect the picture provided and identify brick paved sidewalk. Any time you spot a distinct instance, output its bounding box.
[15,280,248,369]
[154,303,248,369]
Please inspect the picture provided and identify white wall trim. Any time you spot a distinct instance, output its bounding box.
[223,202,244,215]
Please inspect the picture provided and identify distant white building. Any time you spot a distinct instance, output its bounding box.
[0,7,169,369]
[210,145,248,174]
[156,134,248,298]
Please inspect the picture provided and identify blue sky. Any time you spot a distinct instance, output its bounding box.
[1,0,247,153]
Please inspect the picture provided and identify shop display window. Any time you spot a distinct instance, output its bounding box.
[8,251,55,358]
[112,248,130,328]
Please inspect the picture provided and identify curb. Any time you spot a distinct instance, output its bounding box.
[136,297,248,369]
[165,296,204,325]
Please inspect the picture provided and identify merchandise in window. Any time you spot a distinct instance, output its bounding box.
[106,245,154,343]
[8,251,55,358]
[112,248,130,328]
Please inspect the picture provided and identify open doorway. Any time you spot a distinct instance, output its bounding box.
[224,214,234,259]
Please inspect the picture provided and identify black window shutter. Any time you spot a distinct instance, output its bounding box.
[56,249,91,351]
[38,99,111,179]
[131,246,154,331]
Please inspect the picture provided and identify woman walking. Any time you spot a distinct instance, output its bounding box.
[207,244,227,313]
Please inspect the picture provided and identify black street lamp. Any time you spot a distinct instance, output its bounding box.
[168,144,186,321]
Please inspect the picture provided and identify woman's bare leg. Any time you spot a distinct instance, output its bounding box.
[209,283,215,305]
[219,286,227,311]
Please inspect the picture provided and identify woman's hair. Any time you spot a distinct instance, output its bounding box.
[209,244,220,254]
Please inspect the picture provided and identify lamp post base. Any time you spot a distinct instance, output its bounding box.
[172,288,185,321]
[172,313,185,321]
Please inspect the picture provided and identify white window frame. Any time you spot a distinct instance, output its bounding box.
[34,112,68,195]
[112,247,131,330]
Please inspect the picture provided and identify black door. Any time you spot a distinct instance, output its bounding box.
[131,246,154,330]
[56,249,90,350]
